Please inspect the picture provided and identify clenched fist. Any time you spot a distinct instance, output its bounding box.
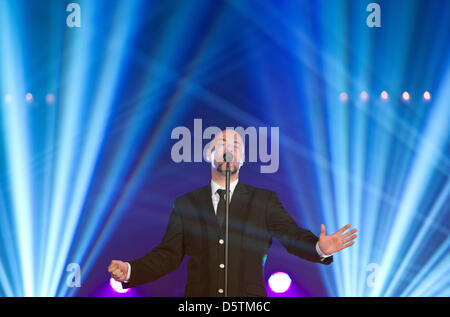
[108,260,129,282]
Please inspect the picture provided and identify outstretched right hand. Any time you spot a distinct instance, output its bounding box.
[108,260,129,282]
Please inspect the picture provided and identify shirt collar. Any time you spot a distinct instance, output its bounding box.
[211,178,239,196]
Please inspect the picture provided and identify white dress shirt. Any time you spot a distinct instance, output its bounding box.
[124,179,331,283]
[211,179,239,214]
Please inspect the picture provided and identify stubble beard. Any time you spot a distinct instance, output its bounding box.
[217,163,238,175]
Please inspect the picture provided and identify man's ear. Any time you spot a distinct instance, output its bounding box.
[239,154,244,167]
[206,146,214,162]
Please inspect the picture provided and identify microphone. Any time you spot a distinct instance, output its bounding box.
[223,151,234,163]
[223,151,233,297]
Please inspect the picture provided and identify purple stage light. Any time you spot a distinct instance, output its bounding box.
[109,277,130,294]
[268,272,292,294]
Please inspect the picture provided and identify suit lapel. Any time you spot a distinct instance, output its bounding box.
[228,181,251,233]
[194,184,218,237]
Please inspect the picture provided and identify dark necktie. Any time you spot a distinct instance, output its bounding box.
[216,189,227,229]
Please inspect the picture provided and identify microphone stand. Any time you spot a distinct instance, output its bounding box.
[224,161,230,297]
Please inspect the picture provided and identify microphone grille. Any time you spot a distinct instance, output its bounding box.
[223,152,234,162]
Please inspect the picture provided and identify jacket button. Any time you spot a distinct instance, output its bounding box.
[219,239,224,244]
[219,264,225,269]
[218,289,223,294]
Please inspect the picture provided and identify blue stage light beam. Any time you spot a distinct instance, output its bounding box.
[228,0,450,297]
[66,0,229,296]
[39,1,95,296]
[389,181,450,296]
[0,1,35,296]
[52,2,142,297]
[372,64,450,297]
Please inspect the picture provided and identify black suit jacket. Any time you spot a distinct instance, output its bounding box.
[123,181,332,296]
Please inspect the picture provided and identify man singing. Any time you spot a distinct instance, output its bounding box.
[108,129,357,296]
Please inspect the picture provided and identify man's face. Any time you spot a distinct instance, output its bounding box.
[210,130,244,175]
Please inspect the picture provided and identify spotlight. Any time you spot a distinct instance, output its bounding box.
[4,94,13,104]
[25,93,33,103]
[423,91,431,102]
[380,91,389,101]
[109,277,129,294]
[268,272,292,293]
[46,93,55,105]
[360,91,369,102]
[402,91,410,102]
[339,92,349,103]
